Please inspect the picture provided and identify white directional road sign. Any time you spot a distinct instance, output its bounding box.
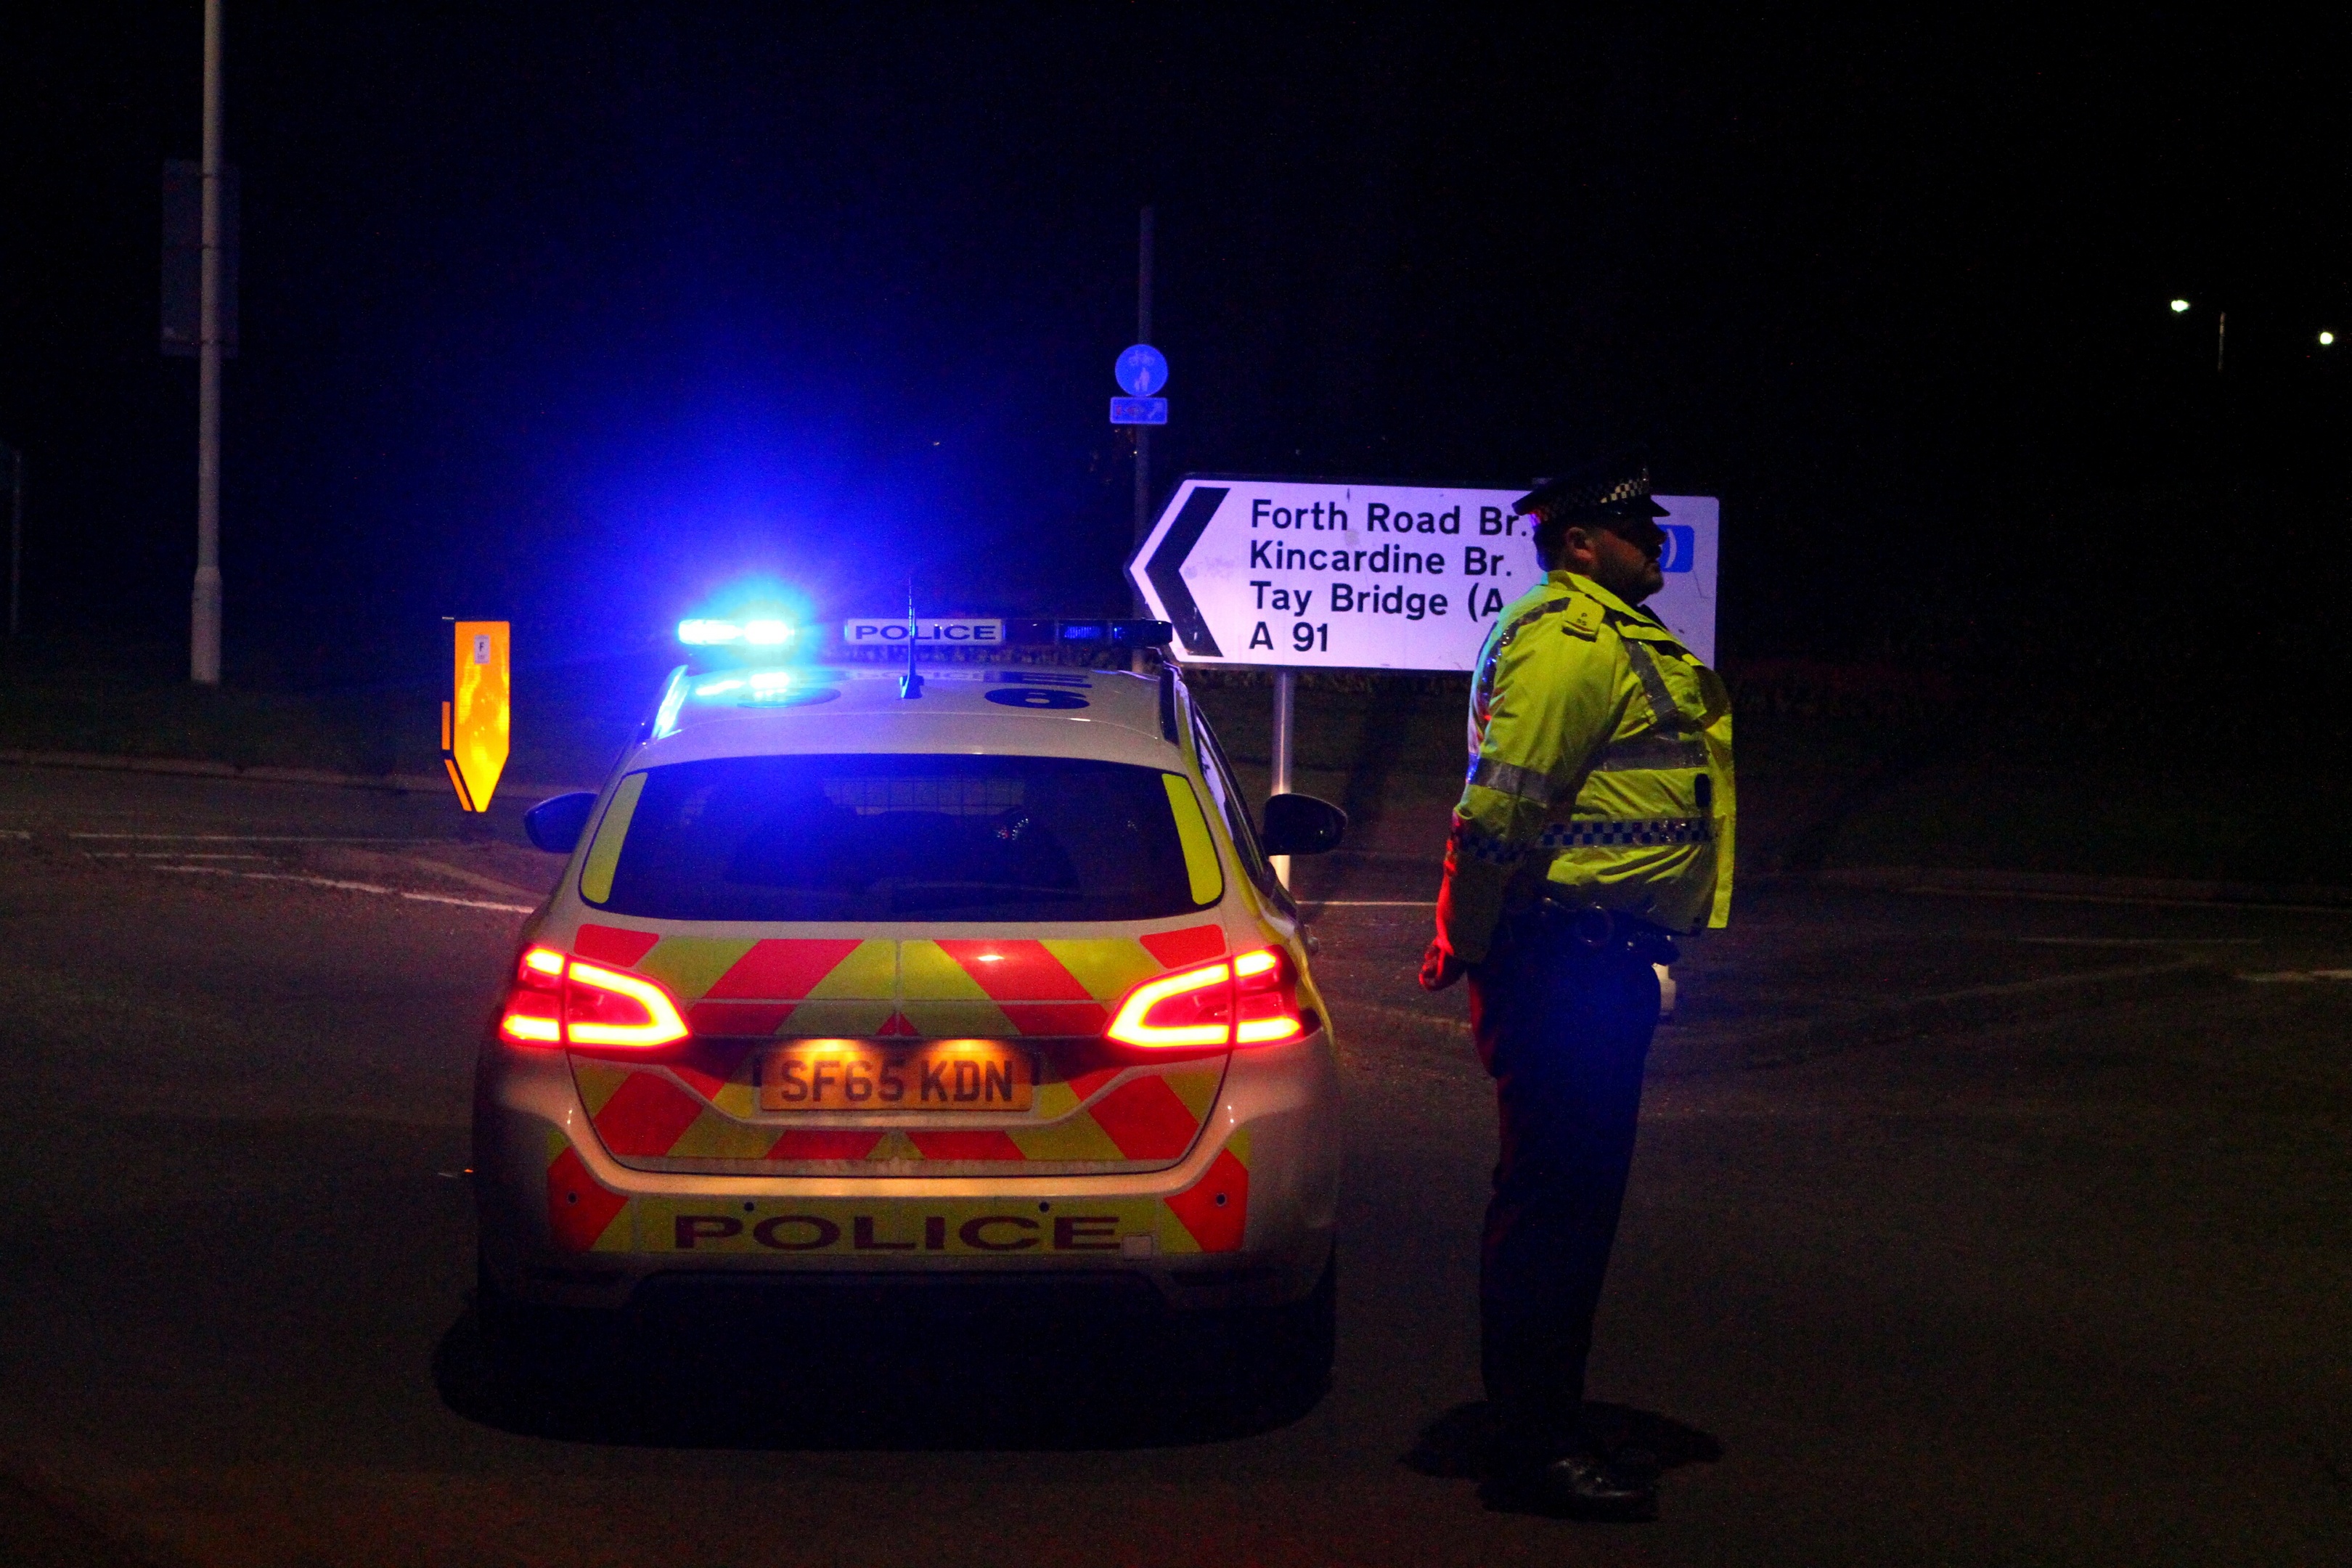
[1127,475,1718,671]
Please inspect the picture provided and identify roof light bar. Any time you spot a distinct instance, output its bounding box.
[679,617,794,647]
[1006,618,1172,650]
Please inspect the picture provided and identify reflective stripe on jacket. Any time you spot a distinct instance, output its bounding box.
[1435,571,1734,963]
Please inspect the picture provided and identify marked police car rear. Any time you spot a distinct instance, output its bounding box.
[472,640,1344,1390]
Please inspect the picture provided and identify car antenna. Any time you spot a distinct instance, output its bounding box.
[899,576,924,699]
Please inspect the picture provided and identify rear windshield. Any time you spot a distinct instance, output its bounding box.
[578,753,1223,922]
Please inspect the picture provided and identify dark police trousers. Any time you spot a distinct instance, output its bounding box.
[1466,910,1663,1463]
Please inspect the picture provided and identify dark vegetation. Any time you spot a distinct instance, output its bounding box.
[6,611,2343,889]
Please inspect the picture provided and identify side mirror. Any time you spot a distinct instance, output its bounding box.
[1261,793,1348,858]
[524,791,598,855]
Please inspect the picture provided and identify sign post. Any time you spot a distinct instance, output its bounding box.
[443,621,511,812]
[1126,475,1720,883]
[2,444,20,637]
[1118,208,1159,621]
[190,0,227,686]
[1270,663,1296,884]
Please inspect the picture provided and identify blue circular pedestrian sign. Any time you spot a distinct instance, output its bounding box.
[1115,344,1168,397]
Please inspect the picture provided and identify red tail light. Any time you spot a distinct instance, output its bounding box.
[1106,945,1307,1050]
[498,945,689,1049]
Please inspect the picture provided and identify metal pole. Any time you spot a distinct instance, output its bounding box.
[190,0,224,685]
[1131,205,1153,622]
[7,446,20,637]
[2216,310,2226,374]
[1269,667,1295,888]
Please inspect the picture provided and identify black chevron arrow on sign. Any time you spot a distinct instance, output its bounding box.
[1146,486,1226,657]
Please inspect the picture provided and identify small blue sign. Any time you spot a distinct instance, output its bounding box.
[1110,396,1168,425]
[1659,524,1695,573]
[1115,344,1168,396]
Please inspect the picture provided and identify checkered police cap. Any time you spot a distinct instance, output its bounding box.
[1514,454,1672,523]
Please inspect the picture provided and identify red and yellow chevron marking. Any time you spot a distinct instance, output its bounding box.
[571,1056,1228,1170]
[680,936,899,1039]
[558,921,1241,1172]
[573,922,1227,1041]
[544,1127,631,1253]
[542,1125,1252,1257]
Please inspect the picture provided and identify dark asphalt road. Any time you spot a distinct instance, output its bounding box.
[1,763,2347,1566]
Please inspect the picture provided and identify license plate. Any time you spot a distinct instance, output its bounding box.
[757,1042,1037,1112]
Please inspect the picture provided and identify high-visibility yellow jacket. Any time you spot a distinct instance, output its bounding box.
[1435,569,1734,964]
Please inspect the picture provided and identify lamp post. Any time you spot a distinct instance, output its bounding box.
[3,443,19,637]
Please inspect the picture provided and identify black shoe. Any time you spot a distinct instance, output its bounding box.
[1520,1452,1659,1522]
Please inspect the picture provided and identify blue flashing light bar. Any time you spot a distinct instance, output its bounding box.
[679,617,793,647]
[1006,618,1172,649]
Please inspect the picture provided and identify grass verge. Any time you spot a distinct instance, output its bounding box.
[2,642,2339,889]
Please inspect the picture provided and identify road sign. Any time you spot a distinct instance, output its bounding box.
[442,621,510,811]
[1110,396,1168,425]
[1127,475,1719,671]
[1115,343,1168,396]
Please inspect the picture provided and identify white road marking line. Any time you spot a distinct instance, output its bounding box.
[0,830,31,840]
[2239,969,2352,984]
[71,834,545,896]
[2015,936,2261,946]
[70,833,447,843]
[87,851,273,860]
[402,857,549,899]
[150,865,535,913]
[1903,884,2352,917]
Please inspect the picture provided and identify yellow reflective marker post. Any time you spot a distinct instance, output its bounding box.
[442,620,510,812]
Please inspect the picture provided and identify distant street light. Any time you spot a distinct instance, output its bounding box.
[2322,331,2336,346]
[2170,298,2192,313]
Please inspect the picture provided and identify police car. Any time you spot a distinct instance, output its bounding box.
[473,615,1347,1399]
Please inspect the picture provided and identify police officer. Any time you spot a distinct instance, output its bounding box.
[1419,454,1734,1520]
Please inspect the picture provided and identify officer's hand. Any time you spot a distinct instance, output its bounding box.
[1419,939,1466,992]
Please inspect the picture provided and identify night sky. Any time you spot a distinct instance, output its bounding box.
[6,7,2346,684]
